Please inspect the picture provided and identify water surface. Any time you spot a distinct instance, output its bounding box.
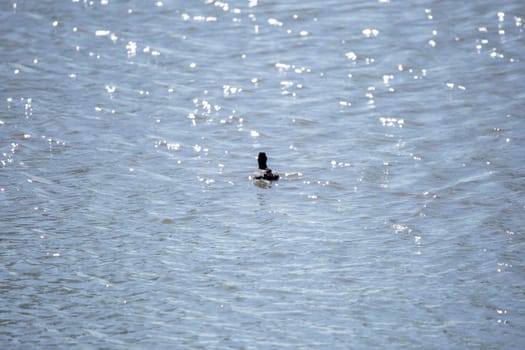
[1,0,524,348]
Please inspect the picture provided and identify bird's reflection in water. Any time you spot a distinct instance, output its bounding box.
[253,179,272,189]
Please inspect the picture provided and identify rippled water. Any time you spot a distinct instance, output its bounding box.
[1,0,524,348]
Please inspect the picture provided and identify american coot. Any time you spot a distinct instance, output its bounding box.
[253,152,279,181]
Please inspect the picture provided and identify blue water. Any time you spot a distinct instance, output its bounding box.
[1,0,524,348]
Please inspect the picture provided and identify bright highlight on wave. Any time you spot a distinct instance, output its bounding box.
[268,18,283,27]
[362,28,379,37]
[95,30,111,36]
[380,117,404,128]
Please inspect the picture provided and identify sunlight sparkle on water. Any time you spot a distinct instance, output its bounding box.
[362,28,379,37]
[345,51,357,61]
[95,30,111,37]
[268,18,283,27]
[380,117,404,128]
[382,74,394,84]
[126,41,137,57]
